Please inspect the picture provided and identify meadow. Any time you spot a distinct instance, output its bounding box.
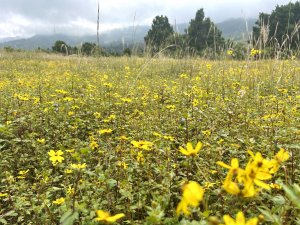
[0,52,299,224]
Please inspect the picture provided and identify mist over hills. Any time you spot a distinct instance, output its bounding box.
[0,18,256,51]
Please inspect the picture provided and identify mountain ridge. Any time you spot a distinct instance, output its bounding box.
[0,18,256,50]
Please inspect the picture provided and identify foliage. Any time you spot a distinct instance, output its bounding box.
[0,53,299,224]
[52,40,70,55]
[81,42,97,56]
[144,15,174,54]
[187,9,225,55]
[252,1,300,55]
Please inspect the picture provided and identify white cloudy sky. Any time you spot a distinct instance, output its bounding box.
[0,0,295,38]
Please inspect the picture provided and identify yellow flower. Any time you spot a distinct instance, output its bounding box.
[176,181,204,216]
[275,148,289,162]
[227,50,233,55]
[48,150,64,165]
[99,129,113,135]
[53,197,65,205]
[66,185,75,195]
[93,112,101,118]
[117,161,128,169]
[90,140,99,150]
[202,130,211,136]
[66,149,75,153]
[95,210,125,223]
[179,141,202,156]
[206,64,212,69]
[17,169,29,179]
[120,97,132,103]
[37,138,45,144]
[137,151,145,163]
[131,140,153,150]
[221,211,258,225]
[0,193,8,197]
[119,135,129,141]
[270,183,281,189]
[68,111,75,116]
[217,158,243,195]
[70,163,87,170]
[65,169,73,174]
[192,98,199,107]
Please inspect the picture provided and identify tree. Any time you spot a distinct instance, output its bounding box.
[81,42,96,56]
[187,9,224,55]
[253,2,300,51]
[144,15,174,54]
[52,40,69,55]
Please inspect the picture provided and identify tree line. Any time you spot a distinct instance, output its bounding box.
[144,2,300,58]
[21,1,300,59]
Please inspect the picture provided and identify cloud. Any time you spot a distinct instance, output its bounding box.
[0,0,295,38]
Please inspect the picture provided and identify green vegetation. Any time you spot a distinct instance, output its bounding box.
[0,1,300,224]
[144,15,174,54]
[253,1,300,57]
[0,52,299,224]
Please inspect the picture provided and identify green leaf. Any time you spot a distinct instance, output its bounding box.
[0,218,8,224]
[257,207,281,225]
[283,184,300,209]
[271,195,286,205]
[60,210,79,225]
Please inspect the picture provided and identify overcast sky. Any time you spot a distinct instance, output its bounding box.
[0,0,295,38]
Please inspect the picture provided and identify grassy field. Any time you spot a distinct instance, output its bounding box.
[0,53,299,224]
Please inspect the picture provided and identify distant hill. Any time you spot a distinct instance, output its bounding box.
[217,18,256,40]
[0,18,257,50]
[0,26,150,51]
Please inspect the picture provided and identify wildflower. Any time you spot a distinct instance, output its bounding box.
[119,135,129,141]
[95,210,125,223]
[250,48,261,56]
[66,185,75,195]
[206,64,212,69]
[17,169,29,179]
[63,97,73,101]
[269,148,290,173]
[55,89,68,95]
[37,138,45,144]
[180,73,188,78]
[70,163,87,170]
[217,158,243,195]
[166,104,176,111]
[202,130,211,136]
[99,129,113,135]
[0,193,8,197]
[221,211,258,225]
[117,161,128,169]
[176,181,204,216]
[153,132,162,138]
[65,169,73,174]
[53,197,65,205]
[227,50,233,56]
[192,98,199,107]
[68,111,75,116]
[210,170,218,174]
[66,149,75,153]
[93,112,101,118]
[203,181,216,190]
[120,97,132,103]
[48,150,64,165]
[163,135,175,141]
[103,82,113,88]
[131,140,153,150]
[270,183,281,189]
[90,140,99,150]
[179,141,202,156]
[137,151,145,163]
